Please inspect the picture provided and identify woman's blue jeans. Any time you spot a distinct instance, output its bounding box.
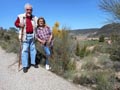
[43,46,51,65]
[21,34,36,67]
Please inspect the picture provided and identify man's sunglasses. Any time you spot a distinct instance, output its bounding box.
[26,9,32,11]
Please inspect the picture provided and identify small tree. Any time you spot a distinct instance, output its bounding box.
[75,41,80,56]
[99,35,105,42]
[99,0,120,22]
[99,0,120,61]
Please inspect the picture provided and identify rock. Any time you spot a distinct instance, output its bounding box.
[115,72,120,81]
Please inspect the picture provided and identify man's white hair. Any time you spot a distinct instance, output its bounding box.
[24,3,32,9]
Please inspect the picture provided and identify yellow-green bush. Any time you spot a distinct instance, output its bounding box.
[50,23,76,75]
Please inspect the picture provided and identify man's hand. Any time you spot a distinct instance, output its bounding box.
[19,23,25,28]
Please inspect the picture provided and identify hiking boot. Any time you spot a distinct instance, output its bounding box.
[23,67,28,73]
[31,64,39,68]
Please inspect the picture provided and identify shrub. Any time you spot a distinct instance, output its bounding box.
[0,29,19,53]
[75,41,80,56]
[73,70,115,90]
[73,71,97,85]
[109,36,120,62]
[99,35,105,42]
[94,42,112,53]
[79,45,86,58]
[81,60,99,71]
[110,47,120,62]
[67,59,76,71]
[113,61,120,71]
[50,27,76,75]
[96,71,114,90]
[79,45,91,58]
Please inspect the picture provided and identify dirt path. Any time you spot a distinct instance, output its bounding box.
[0,47,90,90]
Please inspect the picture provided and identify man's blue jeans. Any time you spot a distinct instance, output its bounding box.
[43,46,51,65]
[21,34,36,67]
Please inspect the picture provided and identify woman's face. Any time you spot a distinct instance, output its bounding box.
[39,19,44,27]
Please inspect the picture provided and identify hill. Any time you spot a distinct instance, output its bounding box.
[70,23,120,37]
[93,23,120,37]
[70,28,99,35]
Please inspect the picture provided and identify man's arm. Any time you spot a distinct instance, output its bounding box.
[14,17,25,28]
[15,17,20,28]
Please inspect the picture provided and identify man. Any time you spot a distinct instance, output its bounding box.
[15,3,38,73]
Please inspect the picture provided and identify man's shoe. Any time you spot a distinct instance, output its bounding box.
[23,67,28,73]
[31,64,39,68]
[34,65,39,68]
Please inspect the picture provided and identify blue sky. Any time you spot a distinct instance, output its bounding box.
[0,0,107,30]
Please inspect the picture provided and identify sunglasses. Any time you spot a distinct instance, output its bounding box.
[26,9,32,11]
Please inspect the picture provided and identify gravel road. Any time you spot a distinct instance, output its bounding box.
[0,47,91,90]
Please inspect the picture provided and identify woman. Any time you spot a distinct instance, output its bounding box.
[36,17,53,70]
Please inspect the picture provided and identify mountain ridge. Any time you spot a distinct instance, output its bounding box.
[70,23,120,37]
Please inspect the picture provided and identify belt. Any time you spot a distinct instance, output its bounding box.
[26,32,33,34]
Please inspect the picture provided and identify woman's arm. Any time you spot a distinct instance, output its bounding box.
[47,34,53,44]
[37,37,46,45]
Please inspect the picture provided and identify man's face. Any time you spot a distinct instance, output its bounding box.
[25,6,32,16]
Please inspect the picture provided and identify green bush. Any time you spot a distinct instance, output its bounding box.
[81,60,99,71]
[79,46,86,58]
[94,42,112,53]
[75,44,91,59]
[75,41,80,56]
[99,35,105,42]
[73,71,97,85]
[75,40,101,59]
[109,36,120,62]
[63,70,76,80]
[96,71,114,90]
[67,59,76,71]
[0,28,19,53]
[110,47,120,61]
[73,70,115,90]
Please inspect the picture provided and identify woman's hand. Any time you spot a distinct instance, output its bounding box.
[37,38,46,45]
[41,40,46,45]
[47,40,51,45]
